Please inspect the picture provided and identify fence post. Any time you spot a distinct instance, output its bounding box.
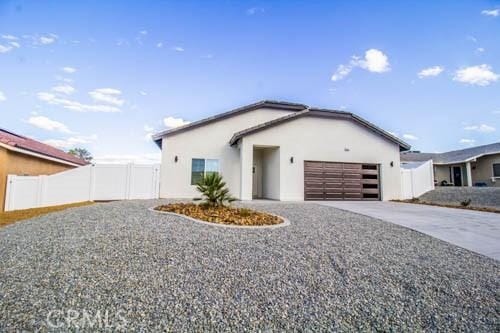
[410,169,416,198]
[89,165,96,201]
[5,175,15,211]
[125,164,132,200]
[39,175,48,207]
[154,165,160,199]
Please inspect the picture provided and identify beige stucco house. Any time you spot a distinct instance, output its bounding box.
[401,142,500,187]
[153,101,410,201]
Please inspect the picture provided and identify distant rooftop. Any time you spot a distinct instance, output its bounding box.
[401,142,500,164]
[0,128,88,166]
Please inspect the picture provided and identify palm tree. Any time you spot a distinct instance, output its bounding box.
[195,173,236,207]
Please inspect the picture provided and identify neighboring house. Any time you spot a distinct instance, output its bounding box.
[401,142,500,187]
[153,100,410,201]
[0,128,88,212]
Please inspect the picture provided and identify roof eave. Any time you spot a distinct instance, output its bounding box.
[0,142,86,167]
[152,100,308,142]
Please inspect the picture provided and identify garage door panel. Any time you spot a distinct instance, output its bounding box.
[342,173,362,179]
[304,161,379,201]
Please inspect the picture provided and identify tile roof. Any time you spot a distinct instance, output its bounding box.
[400,152,438,162]
[0,128,88,166]
[400,142,500,164]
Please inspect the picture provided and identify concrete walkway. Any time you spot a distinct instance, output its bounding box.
[315,201,500,261]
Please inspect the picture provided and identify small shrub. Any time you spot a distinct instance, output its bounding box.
[460,199,472,207]
[195,173,236,207]
[239,208,253,217]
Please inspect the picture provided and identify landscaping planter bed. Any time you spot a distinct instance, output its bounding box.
[417,187,500,210]
[155,203,284,226]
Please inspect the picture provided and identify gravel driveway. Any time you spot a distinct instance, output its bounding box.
[0,200,498,331]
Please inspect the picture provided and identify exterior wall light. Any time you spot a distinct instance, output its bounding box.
[174,156,178,163]
[290,157,294,164]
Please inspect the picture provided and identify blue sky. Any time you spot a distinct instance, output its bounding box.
[0,0,499,163]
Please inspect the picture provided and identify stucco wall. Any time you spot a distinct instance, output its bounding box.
[261,147,280,200]
[0,147,74,212]
[472,154,500,187]
[434,165,450,184]
[239,116,402,201]
[159,108,295,198]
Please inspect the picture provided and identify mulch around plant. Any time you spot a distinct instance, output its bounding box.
[155,203,284,226]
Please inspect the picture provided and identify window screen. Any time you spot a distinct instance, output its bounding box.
[191,159,220,185]
[191,159,205,185]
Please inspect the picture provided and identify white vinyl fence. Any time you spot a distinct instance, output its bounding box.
[400,160,434,199]
[4,164,160,211]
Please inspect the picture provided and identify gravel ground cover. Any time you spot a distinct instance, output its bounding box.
[419,187,500,209]
[0,200,498,331]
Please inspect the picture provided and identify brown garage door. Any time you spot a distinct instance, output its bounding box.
[304,161,380,200]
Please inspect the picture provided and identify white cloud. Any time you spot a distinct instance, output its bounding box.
[476,47,485,53]
[116,39,130,47]
[0,44,13,53]
[55,75,74,83]
[52,84,75,95]
[89,88,124,106]
[418,66,444,78]
[163,116,190,128]
[357,49,390,73]
[247,7,265,15]
[402,134,418,140]
[459,139,476,145]
[93,153,161,164]
[143,124,155,141]
[466,35,477,43]
[44,134,97,149]
[139,91,147,96]
[464,124,496,133]
[172,46,184,52]
[37,92,121,113]
[331,49,390,81]
[27,115,73,133]
[9,41,20,48]
[61,66,77,74]
[481,9,499,17]
[0,91,6,101]
[156,42,163,48]
[331,64,353,81]
[453,64,499,86]
[1,34,18,40]
[38,33,58,45]
[139,30,148,35]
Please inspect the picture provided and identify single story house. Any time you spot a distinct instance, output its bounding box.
[0,128,88,211]
[153,100,410,201]
[401,142,500,187]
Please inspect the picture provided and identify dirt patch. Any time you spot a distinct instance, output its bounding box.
[155,203,284,226]
[0,201,95,227]
[392,199,500,214]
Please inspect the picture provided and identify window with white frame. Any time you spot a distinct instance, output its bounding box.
[493,163,500,178]
[191,158,219,185]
